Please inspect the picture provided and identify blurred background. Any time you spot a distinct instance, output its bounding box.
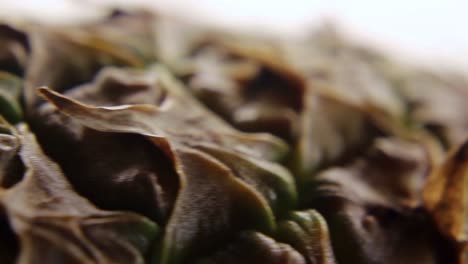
[0,0,467,71]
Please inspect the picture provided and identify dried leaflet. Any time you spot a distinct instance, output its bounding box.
[293,28,404,119]
[38,65,297,263]
[424,140,468,262]
[398,71,468,148]
[285,28,408,177]
[31,67,180,223]
[24,11,156,109]
[305,137,457,264]
[293,91,382,176]
[0,123,158,264]
[179,36,305,141]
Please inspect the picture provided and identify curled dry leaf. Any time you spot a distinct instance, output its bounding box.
[293,91,383,177]
[285,26,405,120]
[423,139,468,262]
[0,123,158,264]
[79,10,157,65]
[31,67,180,223]
[318,52,404,120]
[285,28,411,178]
[398,71,468,148]
[304,137,457,264]
[24,11,156,109]
[179,36,305,141]
[38,65,296,263]
[153,17,206,69]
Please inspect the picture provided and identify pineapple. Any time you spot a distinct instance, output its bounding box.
[0,9,467,264]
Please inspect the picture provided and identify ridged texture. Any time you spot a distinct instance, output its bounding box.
[0,9,467,264]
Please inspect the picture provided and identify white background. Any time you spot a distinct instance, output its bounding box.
[0,0,467,71]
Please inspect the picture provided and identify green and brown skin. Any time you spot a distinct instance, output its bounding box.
[0,9,467,264]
